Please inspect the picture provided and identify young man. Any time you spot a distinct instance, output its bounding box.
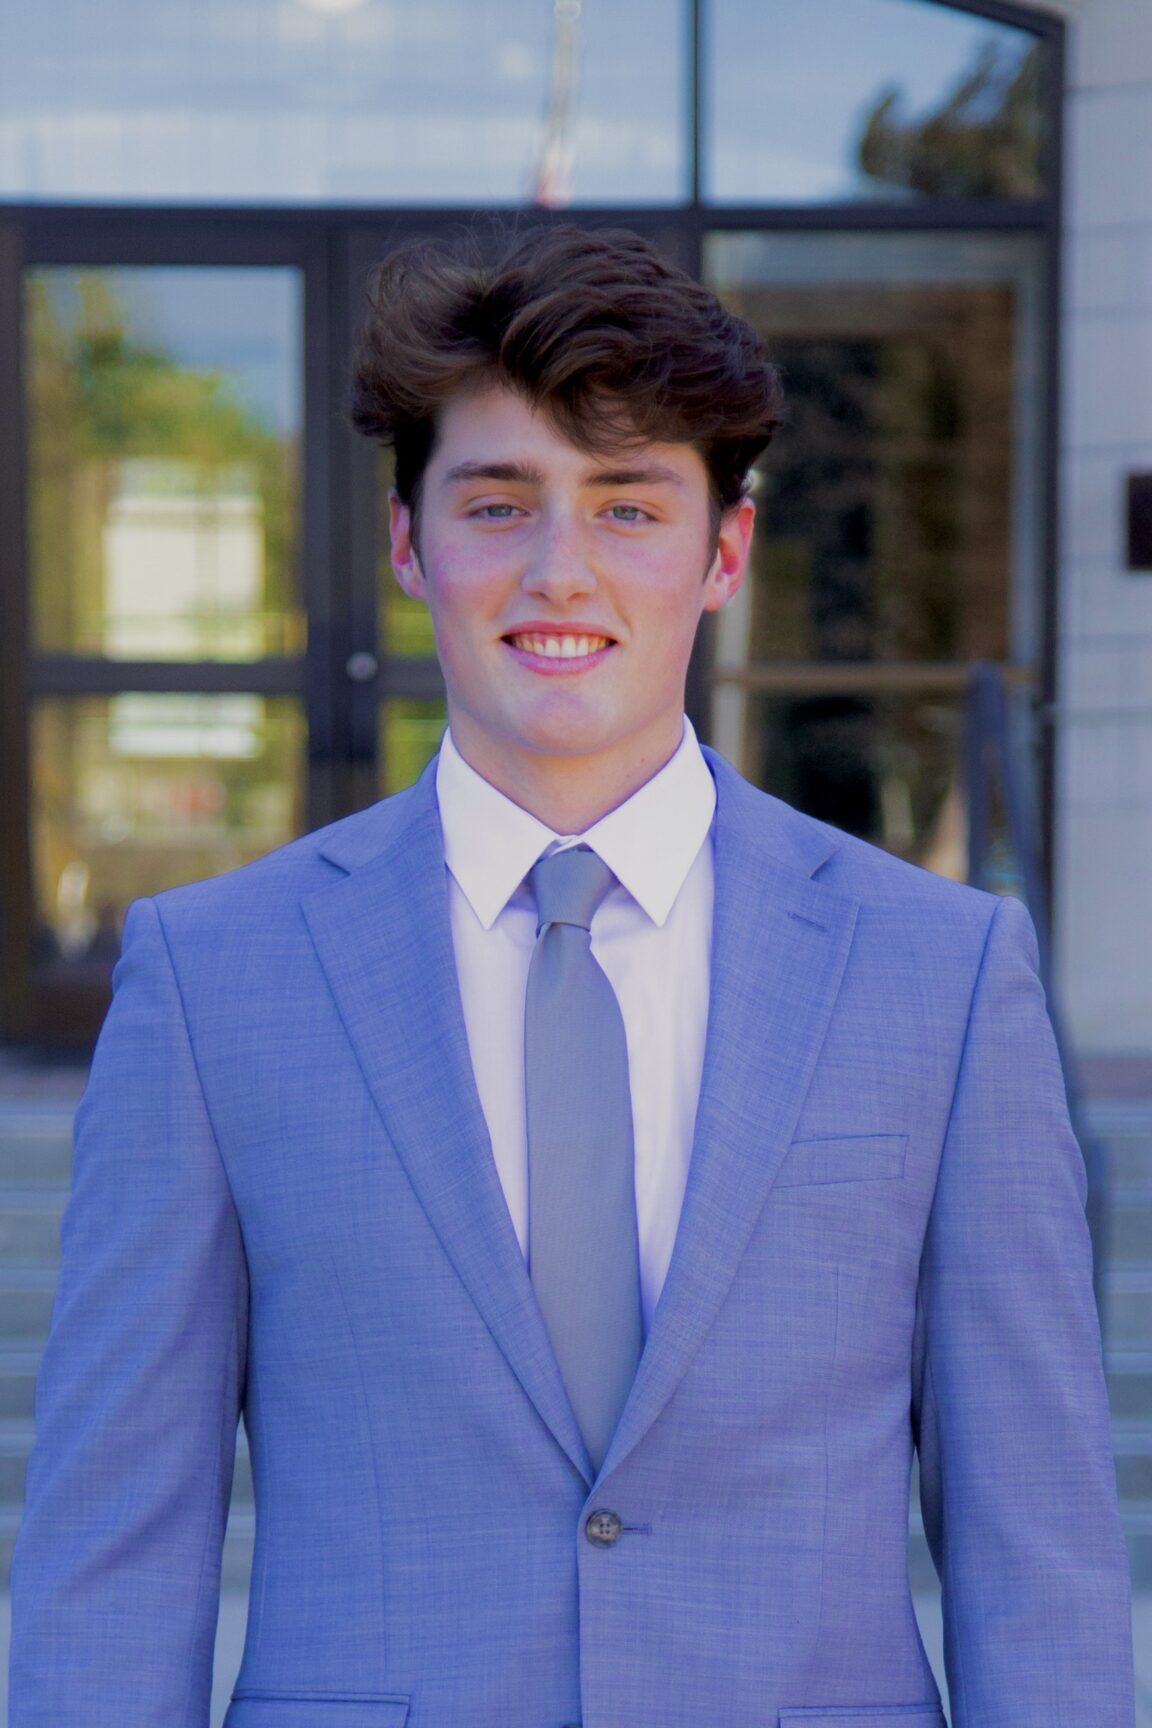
[10,227,1133,1728]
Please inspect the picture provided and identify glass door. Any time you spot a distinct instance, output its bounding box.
[704,229,1047,878]
[1,227,338,1043]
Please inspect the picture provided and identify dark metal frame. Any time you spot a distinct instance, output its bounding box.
[0,0,1066,1045]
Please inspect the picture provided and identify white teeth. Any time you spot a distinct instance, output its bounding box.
[509,633,611,659]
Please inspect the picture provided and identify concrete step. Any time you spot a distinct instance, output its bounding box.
[1108,1349,1152,1421]
[1108,1186,1152,1265]
[1113,1501,1152,1588]
[0,1347,41,1420]
[1113,1421,1152,1501]
[1083,1107,1152,1186]
[1112,1149,1152,1187]
[0,1185,66,1264]
[1104,1266,1152,1348]
[1090,1188,1150,1233]
[0,1268,56,1342]
[0,1112,74,1186]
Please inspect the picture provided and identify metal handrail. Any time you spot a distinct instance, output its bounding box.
[964,659,1108,1316]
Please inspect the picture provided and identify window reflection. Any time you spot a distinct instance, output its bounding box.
[714,687,1027,885]
[705,0,1044,204]
[1,0,685,205]
[27,267,304,660]
[379,698,447,796]
[30,694,305,969]
[705,229,1043,879]
[706,232,1043,675]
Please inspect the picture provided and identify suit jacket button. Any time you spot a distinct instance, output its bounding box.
[585,1508,623,1546]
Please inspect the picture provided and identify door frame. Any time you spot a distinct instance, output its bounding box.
[0,175,1062,1045]
[0,216,341,1043]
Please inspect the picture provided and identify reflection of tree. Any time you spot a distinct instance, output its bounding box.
[26,272,303,953]
[856,40,1043,199]
[27,273,297,656]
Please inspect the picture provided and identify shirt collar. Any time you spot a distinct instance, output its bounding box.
[435,717,716,931]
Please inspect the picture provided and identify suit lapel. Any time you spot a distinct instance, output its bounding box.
[599,752,860,1481]
[301,762,593,1485]
[301,749,859,1489]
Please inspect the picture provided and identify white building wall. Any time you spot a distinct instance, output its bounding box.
[1055,0,1152,1054]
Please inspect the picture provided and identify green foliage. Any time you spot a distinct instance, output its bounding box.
[856,40,1044,200]
[27,270,299,650]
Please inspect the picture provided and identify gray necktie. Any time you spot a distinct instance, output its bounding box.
[525,845,643,1473]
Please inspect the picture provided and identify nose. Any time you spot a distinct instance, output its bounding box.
[521,510,596,603]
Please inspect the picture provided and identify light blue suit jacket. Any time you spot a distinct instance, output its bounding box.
[9,747,1134,1728]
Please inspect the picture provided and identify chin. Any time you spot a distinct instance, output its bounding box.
[523,728,612,761]
[507,699,619,755]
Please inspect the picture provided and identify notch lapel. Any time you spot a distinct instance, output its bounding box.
[598,753,860,1481]
[301,764,593,1485]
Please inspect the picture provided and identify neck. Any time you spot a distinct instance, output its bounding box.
[448,719,686,833]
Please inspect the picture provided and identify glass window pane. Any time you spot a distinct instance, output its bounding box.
[0,0,686,206]
[26,267,304,661]
[29,694,306,969]
[710,687,1026,883]
[705,0,1046,204]
[705,232,1045,675]
[379,697,447,796]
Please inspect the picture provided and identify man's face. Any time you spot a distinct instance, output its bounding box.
[389,383,753,797]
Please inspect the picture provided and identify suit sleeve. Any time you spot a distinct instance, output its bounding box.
[912,892,1133,1727]
[8,896,249,1728]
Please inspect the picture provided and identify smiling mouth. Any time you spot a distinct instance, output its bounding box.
[504,632,615,659]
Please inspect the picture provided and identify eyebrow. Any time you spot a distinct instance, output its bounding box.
[584,465,686,489]
[443,461,546,487]
[442,459,685,489]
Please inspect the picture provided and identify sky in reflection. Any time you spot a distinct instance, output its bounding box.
[33,268,302,434]
[0,0,1039,206]
[707,0,1038,201]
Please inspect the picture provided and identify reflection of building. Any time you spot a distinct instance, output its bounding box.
[103,461,267,661]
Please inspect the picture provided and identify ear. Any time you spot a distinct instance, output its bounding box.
[388,490,426,600]
[701,496,755,613]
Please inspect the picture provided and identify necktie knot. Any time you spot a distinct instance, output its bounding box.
[528,844,616,935]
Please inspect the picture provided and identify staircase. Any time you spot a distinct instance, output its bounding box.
[1093,1096,1152,1586]
[1,1070,1149,1595]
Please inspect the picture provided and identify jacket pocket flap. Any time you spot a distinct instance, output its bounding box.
[225,1695,410,1728]
[777,1132,908,1187]
[778,1709,945,1727]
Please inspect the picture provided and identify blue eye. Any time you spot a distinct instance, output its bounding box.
[477,503,520,519]
[608,504,647,522]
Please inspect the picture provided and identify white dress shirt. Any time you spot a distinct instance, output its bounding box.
[435,718,715,1333]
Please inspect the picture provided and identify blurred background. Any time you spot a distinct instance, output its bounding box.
[0,0,1149,1720]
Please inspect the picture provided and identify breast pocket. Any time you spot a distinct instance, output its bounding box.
[225,1694,410,1728]
[775,1132,908,1187]
[778,1708,945,1727]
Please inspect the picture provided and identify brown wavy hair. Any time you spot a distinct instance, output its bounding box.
[349,223,783,528]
